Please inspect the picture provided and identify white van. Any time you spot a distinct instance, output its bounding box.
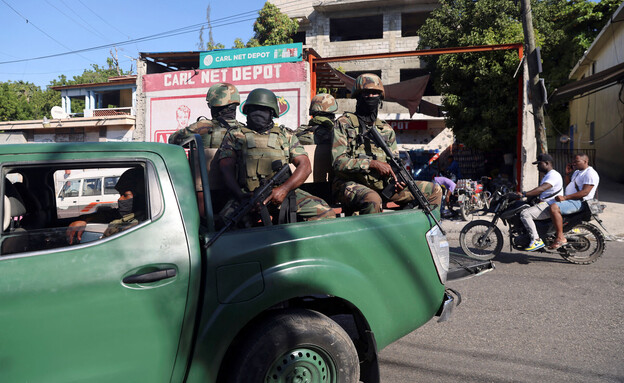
[56,168,129,218]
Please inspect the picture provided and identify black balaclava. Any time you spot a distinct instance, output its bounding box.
[117,198,133,216]
[355,94,381,124]
[246,105,274,133]
[211,103,237,121]
[114,168,145,217]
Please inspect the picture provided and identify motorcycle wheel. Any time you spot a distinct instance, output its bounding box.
[459,220,504,260]
[459,195,472,221]
[559,223,605,265]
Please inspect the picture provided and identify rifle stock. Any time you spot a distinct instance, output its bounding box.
[365,125,446,235]
[205,161,291,248]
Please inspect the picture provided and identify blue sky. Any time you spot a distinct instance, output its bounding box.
[0,0,273,88]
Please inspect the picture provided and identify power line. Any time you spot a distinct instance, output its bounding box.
[1,0,96,64]
[0,1,312,66]
[77,0,133,40]
[44,0,109,42]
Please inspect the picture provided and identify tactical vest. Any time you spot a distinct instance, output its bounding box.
[296,116,334,145]
[199,119,242,148]
[341,112,390,191]
[238,125,290,191]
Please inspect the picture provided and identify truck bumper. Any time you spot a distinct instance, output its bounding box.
[436,288,461,323]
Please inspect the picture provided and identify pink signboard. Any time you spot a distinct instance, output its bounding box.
[143,62,306,92]
[387,120,428,131]
[143,62,309,143]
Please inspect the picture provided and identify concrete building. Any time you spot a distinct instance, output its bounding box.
[0,76,137,143]
[551,2,624,182]
[271,0,452,152]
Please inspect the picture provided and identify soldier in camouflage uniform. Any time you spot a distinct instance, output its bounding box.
[332,73,442,215]
[217,88,335,222]
[168,82,244,148]
[295,93,338,145]
[67,167,146,244]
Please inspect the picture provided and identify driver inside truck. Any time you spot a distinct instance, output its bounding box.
[66,167,145,244]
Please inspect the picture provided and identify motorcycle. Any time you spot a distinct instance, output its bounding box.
[459,186,606,264]
[454,178,491,221]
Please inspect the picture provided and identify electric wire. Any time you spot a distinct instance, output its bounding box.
[77,0,133,40]
[44,0,109,42]
[1,0,96,64]
[0,0,313,66]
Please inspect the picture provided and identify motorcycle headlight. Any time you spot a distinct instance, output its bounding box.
[426,225,449,284]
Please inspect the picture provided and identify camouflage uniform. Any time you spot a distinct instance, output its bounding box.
[296,93,338,145]
[168,83,243,148]
[217,124,335,221]
[332,73,441,214]
[168,118,244,148]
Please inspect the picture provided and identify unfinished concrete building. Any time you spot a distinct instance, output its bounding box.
[270,0,451,153]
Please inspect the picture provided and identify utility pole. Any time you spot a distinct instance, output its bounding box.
[519,0,548,154]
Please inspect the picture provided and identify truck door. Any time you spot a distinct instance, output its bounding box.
[0,159,191,383]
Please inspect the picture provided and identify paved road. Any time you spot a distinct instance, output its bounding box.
[378,219,624,383]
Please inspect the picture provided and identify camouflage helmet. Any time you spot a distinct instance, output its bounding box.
[309,93,338,114]
[206,83,240,108]
[243,88,279,117]
[352,73,384,99]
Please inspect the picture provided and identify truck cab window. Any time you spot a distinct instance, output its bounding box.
[1,164,153,256]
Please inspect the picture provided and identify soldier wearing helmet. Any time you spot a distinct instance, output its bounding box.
[168,82,244,148]
[217,88,335,222]
[331,73,442,215]
[295,93,338,145]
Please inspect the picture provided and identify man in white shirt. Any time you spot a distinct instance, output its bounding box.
[518,153,563,251]
[548,153,600,249]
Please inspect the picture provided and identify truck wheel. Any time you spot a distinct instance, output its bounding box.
[460,220,503,260]
[227,308,359,383]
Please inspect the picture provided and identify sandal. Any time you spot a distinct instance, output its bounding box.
[548,240,567,250]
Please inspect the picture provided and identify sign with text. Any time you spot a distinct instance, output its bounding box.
[142,61,310,144]
[143,62,306,92]
[199,43,302,69]
[387,120,428,131]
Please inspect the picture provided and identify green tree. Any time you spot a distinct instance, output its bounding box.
[0,55,133,121]
[418,0,620,152]
[531,0,621,136]
[418,0,524,152]
[252,2,299,46]
[50,58,131,87]
[0,82,33,121]
[233,38,246,49]
[0,81,60,121]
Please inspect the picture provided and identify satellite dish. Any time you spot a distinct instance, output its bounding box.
[51,106,68,119]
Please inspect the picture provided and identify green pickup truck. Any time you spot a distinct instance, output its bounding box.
[0,137,490,383]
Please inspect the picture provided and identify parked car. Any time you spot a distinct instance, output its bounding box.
[56,168,128,218]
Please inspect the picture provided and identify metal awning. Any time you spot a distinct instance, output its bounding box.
[140,51,201,71]
[550,61,624,102]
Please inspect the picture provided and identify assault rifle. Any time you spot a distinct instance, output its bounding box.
[205,161,291,248]
[363,123,446,235]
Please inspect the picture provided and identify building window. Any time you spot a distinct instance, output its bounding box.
[400,69,436,96]
[293,31,306,44]
[401,12,429,37]
[330,15,383,42]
